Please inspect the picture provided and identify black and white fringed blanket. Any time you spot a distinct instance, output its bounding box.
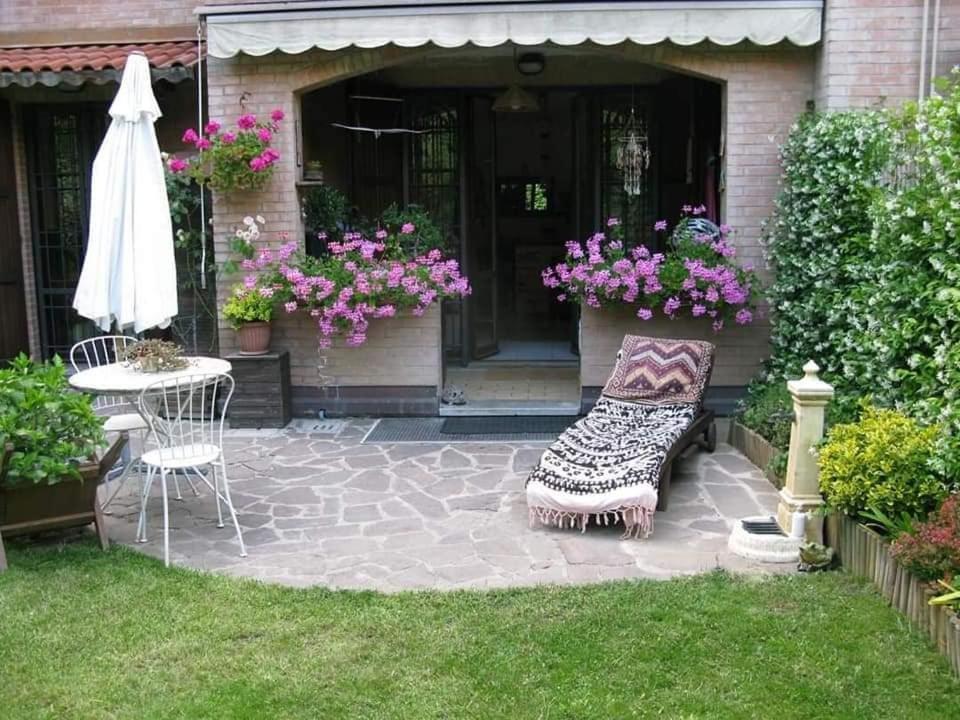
[526,397,696,538]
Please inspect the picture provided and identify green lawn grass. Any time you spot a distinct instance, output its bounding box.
[1,539,956,719]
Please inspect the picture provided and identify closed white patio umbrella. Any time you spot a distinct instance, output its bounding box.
[73,51,177,333]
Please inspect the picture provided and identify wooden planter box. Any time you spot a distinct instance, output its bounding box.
[0,437,125,572]
[727,421,784,489]
[826,512,960,677]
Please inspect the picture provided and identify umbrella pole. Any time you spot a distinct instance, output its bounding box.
[196,23,208,291]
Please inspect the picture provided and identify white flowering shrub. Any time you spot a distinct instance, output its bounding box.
[858,75,960,477]
[746,73,960,482]
[763,109,893,393]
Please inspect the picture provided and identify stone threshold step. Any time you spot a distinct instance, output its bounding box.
[440,400,581,417]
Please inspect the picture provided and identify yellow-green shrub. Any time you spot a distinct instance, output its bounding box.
[818,405,946,519]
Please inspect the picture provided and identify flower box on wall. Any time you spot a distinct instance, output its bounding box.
[272,306,444,417]
[578,305,767,413]
[826,512,960,677]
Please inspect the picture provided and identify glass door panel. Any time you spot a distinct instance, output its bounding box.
[468,95,497,360]
[405,95,463,362]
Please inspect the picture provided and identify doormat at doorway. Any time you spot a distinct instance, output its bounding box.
[362,417,571,443]
[440,416,574,436]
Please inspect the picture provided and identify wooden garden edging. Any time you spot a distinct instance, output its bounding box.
[826,513,960,677]
[727,421,783,489]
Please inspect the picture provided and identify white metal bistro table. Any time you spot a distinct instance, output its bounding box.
[69,356,233,511]
[68,356,232,396]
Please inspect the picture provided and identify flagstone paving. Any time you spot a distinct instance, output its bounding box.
[105,419,790,590]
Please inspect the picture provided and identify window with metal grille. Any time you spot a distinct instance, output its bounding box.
[24,104,106,358]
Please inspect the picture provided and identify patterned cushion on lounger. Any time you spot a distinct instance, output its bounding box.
[601,335,715,407]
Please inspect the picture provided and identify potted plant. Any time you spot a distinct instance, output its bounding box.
[0,355,124,570]
[223,284,275,354]
[119,339,190,373]
[304,160,324,181]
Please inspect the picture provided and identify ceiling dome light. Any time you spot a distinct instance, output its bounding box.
[516,52,545,76]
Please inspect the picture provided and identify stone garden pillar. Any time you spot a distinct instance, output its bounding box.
[776,360,834,543]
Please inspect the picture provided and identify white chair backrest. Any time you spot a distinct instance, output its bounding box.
[69,335,138,412]
[138,372,234,464]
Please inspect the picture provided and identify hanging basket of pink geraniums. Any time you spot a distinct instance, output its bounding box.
[541,207,761,331]
[167,108,284,193]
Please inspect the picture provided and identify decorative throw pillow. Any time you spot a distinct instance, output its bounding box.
[601,335,715,407]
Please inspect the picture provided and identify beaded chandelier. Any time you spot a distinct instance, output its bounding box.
[616,109,650,197]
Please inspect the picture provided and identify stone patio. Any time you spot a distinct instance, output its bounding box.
[105,419,790,590]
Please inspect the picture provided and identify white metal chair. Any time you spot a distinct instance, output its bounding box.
[70,335,199,511]
[70,335,147,512]
[136,372,247,566]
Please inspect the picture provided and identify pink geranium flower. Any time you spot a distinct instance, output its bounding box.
[167,157,188,173]
[204,120,221,135]
[238,114,257,130]
[221,131,237,145]
[182,128,199,144]
[271,109,285,122]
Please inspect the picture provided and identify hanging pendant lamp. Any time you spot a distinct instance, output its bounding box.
[492,84,540,113]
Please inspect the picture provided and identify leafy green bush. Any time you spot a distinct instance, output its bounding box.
[891,494,960,583]
[735,377,860,482]
[378,204,445,256]
[0,355,105,486]
[737,380,793,450]
[818,404,945,520]
[301,184,350,237]
[747,74,960,481]
[854,75,960,478]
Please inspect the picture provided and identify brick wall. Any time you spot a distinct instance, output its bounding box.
[816,0,960,110]
[0,0,197,34]
[206,43,815,397]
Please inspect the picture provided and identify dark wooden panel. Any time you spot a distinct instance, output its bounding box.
[0,99,29,363]
[226,351,292,429]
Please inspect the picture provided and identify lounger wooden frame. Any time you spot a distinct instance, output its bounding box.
[655,409,716,511]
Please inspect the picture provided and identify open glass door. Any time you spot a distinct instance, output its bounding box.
[405,95,463,362]
[468,95,498,360]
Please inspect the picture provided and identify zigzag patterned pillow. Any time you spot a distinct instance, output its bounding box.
[601,335,715,407]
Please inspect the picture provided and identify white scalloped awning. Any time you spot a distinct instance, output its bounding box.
[201,1,823,58]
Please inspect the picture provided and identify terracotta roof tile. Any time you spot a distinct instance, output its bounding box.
[0,41,199,74]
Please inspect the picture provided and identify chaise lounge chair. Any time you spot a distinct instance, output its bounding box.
[526,334,717,538]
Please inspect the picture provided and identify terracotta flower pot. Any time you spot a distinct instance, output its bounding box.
[237,321,272,355]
